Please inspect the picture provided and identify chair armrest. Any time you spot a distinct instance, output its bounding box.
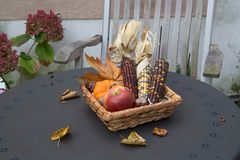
[54,34,102,64]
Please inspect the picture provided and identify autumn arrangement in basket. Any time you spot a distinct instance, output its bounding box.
[79,20,182,132]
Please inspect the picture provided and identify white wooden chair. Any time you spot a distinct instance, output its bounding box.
[54,0,215,82]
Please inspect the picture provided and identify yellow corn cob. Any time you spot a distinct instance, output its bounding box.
[137,64,152,99]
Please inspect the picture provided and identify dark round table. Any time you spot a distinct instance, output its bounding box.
[0,68,240,160]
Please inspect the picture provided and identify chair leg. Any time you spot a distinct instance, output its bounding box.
[74,57,81,69]
[74,48,84,69]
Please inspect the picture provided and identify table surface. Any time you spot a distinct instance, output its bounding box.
[0,68,240,160]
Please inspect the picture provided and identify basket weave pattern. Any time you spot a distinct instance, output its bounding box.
[81,84,182,131]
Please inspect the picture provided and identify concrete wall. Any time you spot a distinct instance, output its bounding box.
[211,0,240,94]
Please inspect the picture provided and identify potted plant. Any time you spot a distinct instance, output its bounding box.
[0,32,18,90]
[1,10,64,87]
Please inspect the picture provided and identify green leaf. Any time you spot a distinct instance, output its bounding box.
[19,54,40,75]
[20,52,31,61]
[35,41,54,67]
[7,80,14,86]
[34,33,45,43]
[11,34,31,47]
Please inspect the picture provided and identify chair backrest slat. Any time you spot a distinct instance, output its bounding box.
[133,0,141,20]
[151,0,162,63]
[124,0,131,21]
[112,0,120,42]
[169,0,183,71]
[104,0,209,77]
[101,0,111,62]
[143,0,151,28]
[200,0,215,82]
[180,0,193,75]
[191,0,203,78]
[160,0,172,59]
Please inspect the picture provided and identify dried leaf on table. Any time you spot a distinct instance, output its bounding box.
[51,125,71,141]
[120,131,146,146]
[108,20,141,63]
[62,89,71,96]
[60,89,80,101]
[152,127,168,137]
[85,53,122,81]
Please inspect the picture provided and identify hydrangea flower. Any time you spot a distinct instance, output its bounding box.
[26,10,64,42]
[0,32,18,75]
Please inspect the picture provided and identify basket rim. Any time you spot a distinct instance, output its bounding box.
[80,82,182,122]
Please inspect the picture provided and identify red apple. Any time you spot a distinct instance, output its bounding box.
[103,86,136,112]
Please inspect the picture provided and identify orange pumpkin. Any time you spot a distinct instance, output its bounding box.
[93,80,121,101]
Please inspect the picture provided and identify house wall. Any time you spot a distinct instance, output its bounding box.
[0,0,208,20]
[211,0,240,94]
[0,0,239,95]
[0,17,206,77]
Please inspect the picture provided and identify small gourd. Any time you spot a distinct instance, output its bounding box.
[93,80,120,101]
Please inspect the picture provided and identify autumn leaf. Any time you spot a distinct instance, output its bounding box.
[120,131,146,146]
[78,72,106,83]
[85,54,107,78]
[152,128,168,137]
[85,54,122,81]
[51,125,71,141]
[106,56,122,80]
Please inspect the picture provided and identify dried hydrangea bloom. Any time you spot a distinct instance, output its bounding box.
[26,10,64,42]
[0,32,18,75]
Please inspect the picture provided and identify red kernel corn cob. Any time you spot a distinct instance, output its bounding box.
[121,57,138,98]
[148,59,169,103]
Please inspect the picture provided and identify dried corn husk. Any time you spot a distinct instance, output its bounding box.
[60,89,80,101]
[135,28,153,64]
[136,58,151,77]
[137,59,152,99]
[108,20,141,63]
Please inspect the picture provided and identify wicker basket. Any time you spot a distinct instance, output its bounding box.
[80,83,182,131]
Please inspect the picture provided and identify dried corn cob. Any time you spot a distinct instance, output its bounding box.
[121,57,138,98]
[148,59,169,103]
[137,64,152,99]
